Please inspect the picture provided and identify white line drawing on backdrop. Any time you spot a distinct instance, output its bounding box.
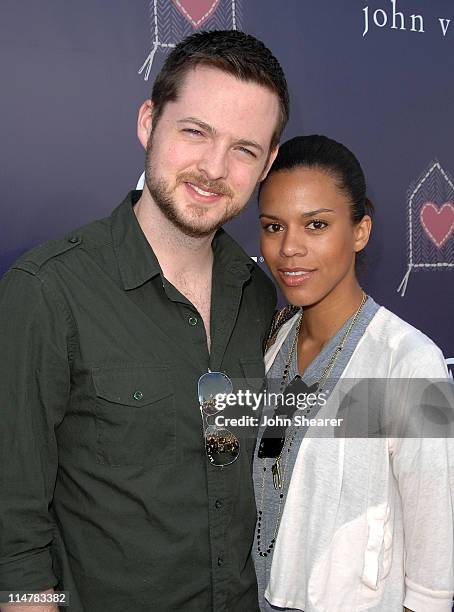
[139,0,240,81]
[397,161,454,297]
[446,358,454,379]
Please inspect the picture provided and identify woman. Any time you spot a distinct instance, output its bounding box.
[252,135,453,612]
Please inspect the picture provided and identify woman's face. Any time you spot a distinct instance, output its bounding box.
[259,166,371,307]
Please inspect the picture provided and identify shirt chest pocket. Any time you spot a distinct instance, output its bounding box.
[92,365,175,467]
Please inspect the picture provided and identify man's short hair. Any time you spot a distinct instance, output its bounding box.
[151,30,289,149]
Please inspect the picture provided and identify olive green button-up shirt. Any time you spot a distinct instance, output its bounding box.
[0,192,276,612]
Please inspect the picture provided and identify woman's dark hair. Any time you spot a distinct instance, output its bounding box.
[260,134,374,222]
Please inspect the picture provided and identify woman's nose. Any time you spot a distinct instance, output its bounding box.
[279,229,308,258]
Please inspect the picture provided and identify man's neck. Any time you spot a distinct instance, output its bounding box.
[134,186,214,280]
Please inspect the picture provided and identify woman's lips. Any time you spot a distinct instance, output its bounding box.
[278,268,315,286]
[184,181,224,204]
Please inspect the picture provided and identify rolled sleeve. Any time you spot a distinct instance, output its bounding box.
[390,344,454,612]
[404,577,454,612]
[0,267,72,590]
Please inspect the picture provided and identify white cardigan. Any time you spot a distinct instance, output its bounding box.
[264,306,454,612]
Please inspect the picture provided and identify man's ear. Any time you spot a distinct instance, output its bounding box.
[137,99,154,150]
[258,145,279,182]
[354,214,372,253]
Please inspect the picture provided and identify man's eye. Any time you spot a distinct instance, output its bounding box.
[306,220,328,230]
[182,128,203,136]
[263,223,283,233]
[238,147,256,158]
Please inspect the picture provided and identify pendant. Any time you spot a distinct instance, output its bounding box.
[271,458,282,490]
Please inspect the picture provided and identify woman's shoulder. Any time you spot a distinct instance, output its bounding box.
[370,306,440,349]
[264,304,300,352]
[365,305,448,375]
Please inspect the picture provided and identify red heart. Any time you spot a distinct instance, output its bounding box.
[420,202,454,248]
[172,0,220,28]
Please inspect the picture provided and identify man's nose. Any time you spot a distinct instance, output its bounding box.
[280,228,308,258]
[197,142,229,181]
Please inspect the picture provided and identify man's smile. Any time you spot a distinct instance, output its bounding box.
[184,181,226,203]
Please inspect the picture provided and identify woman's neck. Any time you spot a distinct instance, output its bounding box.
[299,281,365,348]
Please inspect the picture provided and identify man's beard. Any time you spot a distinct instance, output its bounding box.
[144,140,245,238]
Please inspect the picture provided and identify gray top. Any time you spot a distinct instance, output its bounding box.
[252,297,380,612]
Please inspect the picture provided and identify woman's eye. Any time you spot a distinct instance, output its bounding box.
[263,223,283,233]
[306,220,328,231]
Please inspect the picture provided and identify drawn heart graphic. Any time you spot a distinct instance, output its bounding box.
[172,0,220,28]
[420,201,454,248]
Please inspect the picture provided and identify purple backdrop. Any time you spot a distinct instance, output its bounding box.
[1,0,453,370]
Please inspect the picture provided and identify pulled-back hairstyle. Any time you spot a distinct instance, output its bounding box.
[151,30,289,149]
[261,134,374,222]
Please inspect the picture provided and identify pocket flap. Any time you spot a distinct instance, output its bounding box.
[361,503,390,590]
[92,365,171,407]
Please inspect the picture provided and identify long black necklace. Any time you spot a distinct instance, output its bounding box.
[256,292,368,557]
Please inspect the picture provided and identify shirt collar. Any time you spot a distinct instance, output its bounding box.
[111,191,161,290]
[211,227,254,284]
[111,191,254,290]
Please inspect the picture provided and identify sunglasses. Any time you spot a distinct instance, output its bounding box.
[257,378,319,459]
[198,371,240,466]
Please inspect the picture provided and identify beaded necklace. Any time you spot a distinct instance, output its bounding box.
[256,292,368,558]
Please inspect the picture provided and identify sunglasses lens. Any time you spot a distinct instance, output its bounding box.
[198,372,233,416]
[205,426,240,466]
[198,372,239,466]
[257,434,286,458]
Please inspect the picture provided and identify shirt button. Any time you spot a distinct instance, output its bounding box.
[68,236,79,244]
[133,390,144,401]
[188,316,198,326]
[215,499,222,509]
[217,556,224,567]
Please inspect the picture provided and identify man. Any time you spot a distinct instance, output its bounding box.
[0,30,289,611]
